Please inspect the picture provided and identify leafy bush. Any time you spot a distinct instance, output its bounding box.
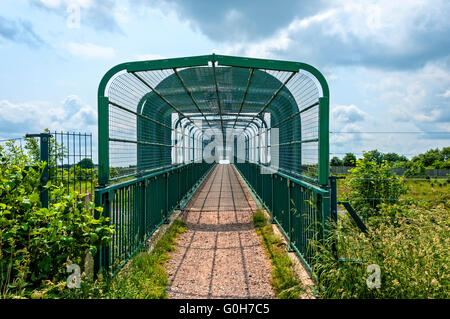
[345,153,407,218]
[43,219,187,299]
[0,142,113,298]
[342,153,357,167]
[330,156,343,167]
[313,204,449,298]
[404,161,426,177]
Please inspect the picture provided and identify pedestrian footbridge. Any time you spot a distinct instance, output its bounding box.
[94,54,330,278]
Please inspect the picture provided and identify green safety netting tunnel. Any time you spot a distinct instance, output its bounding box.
[95,54,330,275]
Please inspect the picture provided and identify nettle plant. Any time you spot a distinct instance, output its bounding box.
[0,142,113,296]
[345,153,407,219]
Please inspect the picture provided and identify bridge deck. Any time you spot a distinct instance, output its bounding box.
[166,164,275,299]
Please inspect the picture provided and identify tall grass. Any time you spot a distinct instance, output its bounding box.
[312,204,449,298]
[252,211,306,299]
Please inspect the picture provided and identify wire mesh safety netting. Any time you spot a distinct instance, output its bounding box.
[103,56,324,184]
[49,131,94,198]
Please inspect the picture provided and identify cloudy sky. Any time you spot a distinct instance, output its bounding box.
[0,0,449,160]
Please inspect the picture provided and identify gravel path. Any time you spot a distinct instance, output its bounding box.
[166,164,275,299]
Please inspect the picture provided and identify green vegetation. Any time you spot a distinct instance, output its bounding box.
[315,152,449,299]
[252,211,305,299]
[409,147,450,169]
[344,153,407,218]
[78,158,94,169]
[313,204,449,299]
[43,219,187,299]
[331,147,449,172]
[343,153,357,167]
[337,176,449,206]
[0,142,113,298]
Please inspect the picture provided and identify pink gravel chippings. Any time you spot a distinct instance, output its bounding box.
[165,164,276,299]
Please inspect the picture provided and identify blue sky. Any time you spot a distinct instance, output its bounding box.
[0,0,449,161]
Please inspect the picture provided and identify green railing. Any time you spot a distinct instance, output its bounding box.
[94,162,214,276]
[234,162,330,272]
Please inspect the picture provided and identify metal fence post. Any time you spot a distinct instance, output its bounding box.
[94,188,111,277]
[98,96,109,186]
[25,132,51,208]
[318,96,329,186]
[271,173,276,224]
[329,176,338,258]
[142,180,147,238]
[40,133,50,208]
[164,172,169,224]
[287,178,294,251]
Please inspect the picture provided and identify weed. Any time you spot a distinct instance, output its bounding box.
[252,210,305,299]
[31,219,187,299]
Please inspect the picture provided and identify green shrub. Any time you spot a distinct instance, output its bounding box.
[404,161,426,177]
[45,219,187,299]
[313,204,449,298]
[0,143,113,298]
[345,153,407,218]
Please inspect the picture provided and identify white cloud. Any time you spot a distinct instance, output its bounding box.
[34,0,94,10]
[330,123,367,149]
[67,42,115,59]
[32,0,122,33]
[438,89,450,98]
[366,59,450,127]
[132,54,167,61]
[0,100,42,126]
[0,95,96,137]
[332,104,367,124]
[221,0,450,69]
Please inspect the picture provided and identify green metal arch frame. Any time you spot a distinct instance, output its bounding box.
[134,66,295,151]
[98,54,329,186]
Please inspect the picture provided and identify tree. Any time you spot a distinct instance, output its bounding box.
[392,161,408,168]
[78,158,94,169]
[24,137,40,163]
[346,152,407,218]
[23,128,66,170]
[330,156,343,166]
[383,152,409,164]
[408,147,450,169]
[343,153,357,167]
[365,149,384,164]
[404,161,426,177]
[441,147,450,162]
[411,148,442,168]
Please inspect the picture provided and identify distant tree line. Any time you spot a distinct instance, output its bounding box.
[330,147,450,171]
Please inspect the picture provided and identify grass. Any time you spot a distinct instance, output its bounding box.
[313,204,449,298]
[40,219,187,299]
[252,210,306,299]
[336,177,449,205]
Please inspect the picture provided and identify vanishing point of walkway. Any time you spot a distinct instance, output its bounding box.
[166,164,275,299]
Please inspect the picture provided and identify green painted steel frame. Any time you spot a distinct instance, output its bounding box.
[234,162,330,273]
[94,162,215,276]
[98,53,330,187]
[96,54,331,276]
